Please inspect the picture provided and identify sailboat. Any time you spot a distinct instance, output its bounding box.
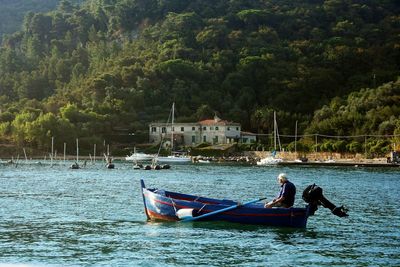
[105,144,115,169]
[256,111,283,166]
[70,138,80,169]
[155,103,191,163]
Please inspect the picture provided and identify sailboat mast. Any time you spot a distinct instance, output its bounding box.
[295,120,298,154]
[171,102,175,152]
[273,111,276,151]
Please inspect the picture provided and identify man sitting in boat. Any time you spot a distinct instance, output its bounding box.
[264,173,296,208]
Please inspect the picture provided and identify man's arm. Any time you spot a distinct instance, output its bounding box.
[264,196,285,208]
[264,184,287,208]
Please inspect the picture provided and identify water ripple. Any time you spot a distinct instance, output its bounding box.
[0,162,399,266]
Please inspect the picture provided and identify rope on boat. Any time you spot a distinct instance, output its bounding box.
[170,197,178,213]
[198,204,207,213]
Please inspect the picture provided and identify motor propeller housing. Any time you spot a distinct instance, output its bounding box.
[302,184,348,217]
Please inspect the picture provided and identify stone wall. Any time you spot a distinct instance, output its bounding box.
[243,151,388,163]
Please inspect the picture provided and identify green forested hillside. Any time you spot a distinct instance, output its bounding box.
[0,0,399,154]
[0,0,82,41]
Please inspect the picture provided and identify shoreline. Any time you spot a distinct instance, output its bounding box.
[1,155,399,168]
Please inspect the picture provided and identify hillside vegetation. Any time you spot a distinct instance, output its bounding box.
[0,0,399,155]
[0,0,83,41]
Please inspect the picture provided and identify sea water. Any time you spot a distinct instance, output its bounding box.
[0,161,399,266]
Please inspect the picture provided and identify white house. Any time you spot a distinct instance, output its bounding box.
[149,115,241,146]
[240,131,257,144]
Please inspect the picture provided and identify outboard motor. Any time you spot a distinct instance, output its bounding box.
[302,184,348,217]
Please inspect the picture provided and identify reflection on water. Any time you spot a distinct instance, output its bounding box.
[0,162,399,266]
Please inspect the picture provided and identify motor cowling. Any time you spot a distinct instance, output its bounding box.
[302,184,348,217]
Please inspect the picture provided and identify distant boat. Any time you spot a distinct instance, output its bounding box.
[70,138,80,169]
[70,162,80,169]
[143,160,171,170]
[133,163,143,170]
[154,103,191,164]
[155,155,191,163]
[104,148,115,169]
[106,160,115,169]
[256,112,283,166]
[256,156,283,165]
[125,147,154,161]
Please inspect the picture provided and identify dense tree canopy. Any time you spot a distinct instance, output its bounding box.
[0,0,399,154]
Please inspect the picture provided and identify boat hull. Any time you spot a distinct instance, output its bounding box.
[155,156,191,163]
[141,180,309,228]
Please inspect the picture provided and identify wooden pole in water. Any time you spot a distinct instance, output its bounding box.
[103,140,106,163]
[93,144,96,164]
[23,148,28,163]
[76,138,79,163]
[63,142,66,164]
[51,136,54,166]
[15,155,19,168]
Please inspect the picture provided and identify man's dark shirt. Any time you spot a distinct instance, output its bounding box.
[278,181,296,207]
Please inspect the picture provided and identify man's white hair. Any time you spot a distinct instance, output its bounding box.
[278,173,288,182]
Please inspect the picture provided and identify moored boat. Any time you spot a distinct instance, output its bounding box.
[155,155,191,163]
[125,151,154,161]
[256,156,283,165]
[140,180,348,227]
[141,180,309,227]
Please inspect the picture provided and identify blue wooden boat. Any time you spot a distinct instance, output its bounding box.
[140,179,312,228]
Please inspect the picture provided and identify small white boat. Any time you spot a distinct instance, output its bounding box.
[155,155,191,163]
[149,103,192,164]
[125,148,154,161]
[256,156,283,165]
[257,112,284,166]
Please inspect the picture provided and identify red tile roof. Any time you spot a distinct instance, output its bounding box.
[198,119,239,126]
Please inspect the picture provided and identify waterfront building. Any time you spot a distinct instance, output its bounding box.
[149,115,242,146]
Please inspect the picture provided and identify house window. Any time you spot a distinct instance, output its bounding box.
[181,127,184,132]
[203,136,206,142]
[236,127,239,131]
[162,127,166,133]
[192,136,196,143]
[215,126,219,131]
[203,126,207,130]
[192,127,196,131]
[151,127,156,133]
[227,127,230,131]
[215,136,218,143]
